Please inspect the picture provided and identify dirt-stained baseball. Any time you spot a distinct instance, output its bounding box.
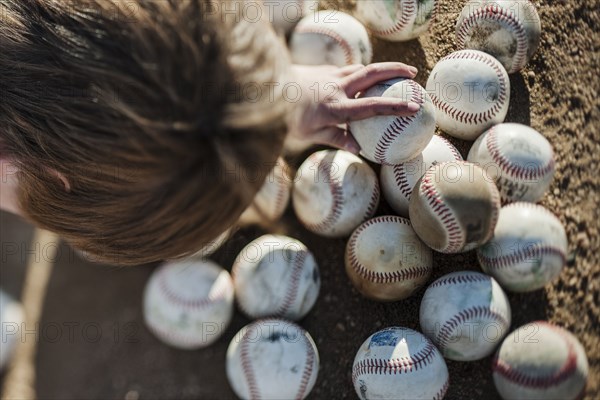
[477,203,568,292]
[0,289,24,371]
[293,150,380,237]
[352,327,449,399]
[226,319,319,400]
[354,0,439,41]
[345,216,432,302]
[290,10,372,67]
[492,321,589,400]
[232,234,320,321]
[467,123,556,203]
[409,161,501,253]
[426,49,510,140]
[348,78,437,165]
[420,271,512,361]
[380,135,463,216]
[239,157,292,227]
[143,259,234,349]
[456,0,541,73]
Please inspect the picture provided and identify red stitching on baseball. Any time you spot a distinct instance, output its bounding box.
[276,250,308,317]
[478,245,566,270]
[295,334,316,400]
[456,4,529,73]
[429,273,490,288]
[273,169,290,217]
[367,0,416,37]
[240,325,261,400]
[158,265,231,309]
[492,322,579,389]
[486,125,556,181]
[374,80,425,164]
[429,51,508,125]
[435,306,510,351]
[435,378,450,400]
[419,166,464,252]
[352,341,438,383]
[301,158,344,234]
[294,25,354,65]
[363,179,380,220]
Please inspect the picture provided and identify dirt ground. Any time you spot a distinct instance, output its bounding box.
[1,0,598,399]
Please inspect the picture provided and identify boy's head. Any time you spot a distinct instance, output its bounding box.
[0,1,290,265]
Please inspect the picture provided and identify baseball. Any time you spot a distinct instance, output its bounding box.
[232,234,320,320]
[409,161,501,253]
[290,10,373,67]
[262,0,319,35]
[467,123,556,203]
[354,0,439,41]
[380,135,463,216]
[456,0,541,73]
[348,78,437,165]
[293,150,380,237]
[226,319,319,400]
[345,216,432,301]
[352,327,449,399]
[492,321,589,400]
[477,202,568,292]
[420,271,512,361]
[238,157,292,227]
[426,49,510,140]
[143,259,234,349]
[0,289,24,371]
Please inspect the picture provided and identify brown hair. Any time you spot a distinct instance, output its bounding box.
[0,0,290,265]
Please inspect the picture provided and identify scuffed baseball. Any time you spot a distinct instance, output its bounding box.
[293,150,380,237]
[380,135,463,216]
[348,78,437,165]
[426,49,510,140]
[493,321,589,400]
[477,203,568,292]
[409,161,501,253]
[143,259,234,349]
[456,0,541,73]
[0,289,24,371]
[232,234,320,320]
[239,158,292,226]
[290,10,372,67]
[352,327,449,399]
[345,216,432,301]
[467,123,556,203]
[262,0,320,35]
[420,271,512,361]
[226,319,319,400]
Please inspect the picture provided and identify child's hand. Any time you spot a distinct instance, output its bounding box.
[286,62,420,154]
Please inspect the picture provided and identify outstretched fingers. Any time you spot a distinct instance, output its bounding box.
[342,62,419,97]
[329,97,420,124]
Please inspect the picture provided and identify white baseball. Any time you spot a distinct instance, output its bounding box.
[492,321,589,400]
[293,150,380,237]
[467,123,556,203]
[456,0,541,73]
[348,78,437,165]
[232,234,320,320]
[0,289,24,371]
[290,10,373,67]
[380,135,463,216]
[345,216,432,301]
[420,271,512,361]
[262,0,320,35]
[426,49,510,140]
[477,203,568,292]
[143,259,234,349]
[239,158,292,226]
[409,161,501,253]
[226,319,319,400]
[354,0,439,41]
[352,327,449,399]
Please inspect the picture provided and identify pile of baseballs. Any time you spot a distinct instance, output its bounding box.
[138,1,588,400]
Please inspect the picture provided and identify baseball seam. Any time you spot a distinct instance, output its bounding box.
[295,334,316,400]
[301,159,344,235]
[276,250,309,318]
[429,273,490,288]
[478,245,566,270]
[347,216,430,284]
[367,0,416,37]
[374,80,425,164]
[240,325,261,400]
[456,4,529,73]
[492,322,579,389]
[429,51,508,125]
[419,167,464,252]
[294,25,354,65]
[158,267,231,309]
[486,125,556,181]
[363,179,380,221]
[435,305,510,352]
